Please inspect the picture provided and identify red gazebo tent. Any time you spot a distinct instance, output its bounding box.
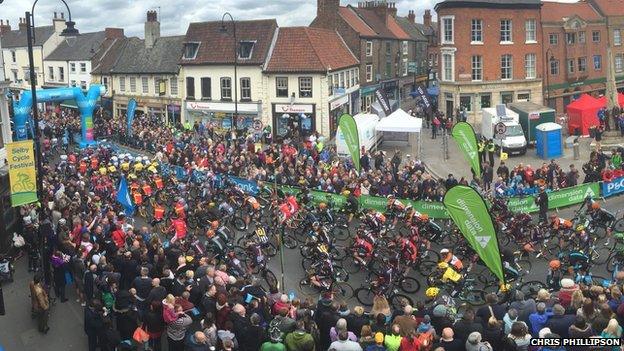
[565,94,602,135]
[596,92,624,107]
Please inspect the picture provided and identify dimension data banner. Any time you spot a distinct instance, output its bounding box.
[7,140,38,206]
[506,182,600,213]
[444,185,504,282]
[451,122,481,178]
[338,113,361,171]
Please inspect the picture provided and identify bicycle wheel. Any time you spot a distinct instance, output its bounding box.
[233,215,246,232]
[298,277,319,296]
[330,247,347,262]
[519,281,547,299]
[355,288,375,306]
[301,258,314,271]
[331,282,353,300]
[333,265,350,283]
[282,234,298,250]
[389,293,413,310]
[262,269,278,291]
[606,255,621,273]
[264,243,278,258]
[515,259,532,276]
[300,246,315,259]
[591,246,611,266]
[398,277,420,294]
[416,259,438,277]
[332,227,351,242]
[232,246,248,263]
[342,256,365,275]
[458,289,486,306]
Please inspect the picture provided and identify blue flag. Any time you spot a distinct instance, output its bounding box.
[116,176,134,216]
[127,98,137,136]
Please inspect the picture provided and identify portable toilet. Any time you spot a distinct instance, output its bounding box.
[535,122,563,159]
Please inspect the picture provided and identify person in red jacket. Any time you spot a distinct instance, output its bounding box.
[111,225,126,249]
[170,217,187,242]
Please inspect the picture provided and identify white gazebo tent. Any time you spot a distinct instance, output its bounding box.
[375,108,423,157]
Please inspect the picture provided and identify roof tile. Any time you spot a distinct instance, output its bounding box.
[541,1,603,22]
[0,26,54,48]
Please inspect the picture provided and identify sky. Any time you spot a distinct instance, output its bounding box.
[1,0,436,37]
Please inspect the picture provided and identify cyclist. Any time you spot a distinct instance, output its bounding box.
[435,262,464,297]
[550,213,574,246]
[351,231,374,267]
[242,195,261,229]
[440,248,463,271]
[309,253,334,289]
[501,248,520,282]
[546,259,563,291]
[243,228,267,273]
[169,215,187,243]
[152,201,166,225]
[395,233,418,267]
[386,194,405,229]
[343,190,359,223]
[586,201,615,245]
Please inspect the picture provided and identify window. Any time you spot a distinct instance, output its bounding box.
[201,77,211,100]
[70,63,76,72]
[103,77,109,91]
[238,41,255,59]
[141,76,149,93]
[594,55,602,70]
[549,33,558,45]
[460,95,472,112]
[328,75,333,96]
[366,64,373,82]
[442,16,454,44]
[578,57,587,72]
[119,76,126,92]
[578,31,586,44]
[517,92,530,102]
[525,53,536,79]
[615,29,622,46]
[299,77,312,98]
[501,91,514,104]
[402,58,408,76]
[351,69,356,86]
[567,59,575,73]
[186,77,195,99]
[129,76,136,92]
[276,77,288,97]
[48,67,54,81]
[442,53,453,81]
[346,70,351,88]
[385,60,392,78]
[70,80,76,87]
[471,55,482,81]
[616,55,623,72]
[481,93,491,108]
[80,63,86,73]
[220,77,232,100]
[59,67,64,81]
[170,77,178,95]
[240,77,251,101]
[566,32,576,45]
[501,54,512,80]
[500,19,512,42]
[154,76,160,94]
[80,81,87,90]
[339,72,344,88]
[402,41,408,55]
[11,50,16,62]
[550,59,559,75]
[471,19,483,43]
[592,31,600,43]
[183,42,200,59]
[366,41,373,56]
[525,19,536,42]
[12,70,17,82]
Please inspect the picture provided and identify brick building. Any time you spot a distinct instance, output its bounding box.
[589,0,624,94]
[311,0,420,115]
[415,10,439,86]
[541,1,607,112]
[434,0,543,122]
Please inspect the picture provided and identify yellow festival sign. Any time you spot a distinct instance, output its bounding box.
[7,140,38,206]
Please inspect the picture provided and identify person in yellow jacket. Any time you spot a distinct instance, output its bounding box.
[477,137,486,165]
[436,262,464,297]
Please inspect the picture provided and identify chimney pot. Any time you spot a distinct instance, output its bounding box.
[54,12,57,19]
[62,12,65,19]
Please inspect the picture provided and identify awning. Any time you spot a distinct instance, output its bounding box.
[375,109,422,133]
[60,99,78,109]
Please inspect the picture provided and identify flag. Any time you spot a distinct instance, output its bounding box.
[338,113,360,171]
[116,176,134,216]
[451,122,481,178]
[126,98,137,136]
[374,89,392,116]
[443,185,504,283]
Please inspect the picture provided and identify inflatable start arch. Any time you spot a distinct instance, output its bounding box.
[13,84,106,147]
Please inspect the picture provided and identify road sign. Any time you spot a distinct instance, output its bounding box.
[407,62,418,74]
[495,122,507,138]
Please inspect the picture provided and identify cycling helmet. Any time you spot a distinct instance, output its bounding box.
[437,262,449,269]
[387,194,395,199]
[211,221,219,229]
[312,221,320,228]
[591,202,601,210]
[549,259,561,270]
[425,287,440,298]
[499,283,511,293]
[319,203,327,210]
[342,190,350,196]
[440,248,450,254]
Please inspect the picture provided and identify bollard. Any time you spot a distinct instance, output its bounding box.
[573,140,580,160]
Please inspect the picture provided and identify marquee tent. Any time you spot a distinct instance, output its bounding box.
[596,93,624,107]
[565,94,602,135]
[375,108,423,157]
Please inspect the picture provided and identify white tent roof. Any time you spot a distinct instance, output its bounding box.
[375,109,422,133]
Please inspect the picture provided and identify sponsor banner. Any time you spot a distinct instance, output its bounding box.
[338,114,360,171]
[603,177,624,198]
[7,140,38,206]
[507,182,600,213]
[451,122,481,178]
[126,98,137,136]
[444,185,504,282]
[375,89,392,115]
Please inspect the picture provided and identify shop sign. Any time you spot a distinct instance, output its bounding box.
[330,95,349,110]
[407,62,417,73]
[334,87,346,96]
[274,104,313,114]
[360,84,381,96]
[186,101,259,113]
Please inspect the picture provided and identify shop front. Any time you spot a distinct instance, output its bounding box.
[167,104,181,125]
[329,94,349,137]
[350,90,360,115]
[360,84,381,112]
[272,103,316,141]
[185,101,261,132]
[382,80,399,101]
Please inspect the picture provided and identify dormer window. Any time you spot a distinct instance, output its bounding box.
[183,42,200,59]
[238,41,255,60]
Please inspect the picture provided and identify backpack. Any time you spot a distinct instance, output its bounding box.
[268,318,284,342]
[417,330,434,351]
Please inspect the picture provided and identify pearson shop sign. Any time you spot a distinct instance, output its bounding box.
[603,177,624,197]
[507,183,600,213]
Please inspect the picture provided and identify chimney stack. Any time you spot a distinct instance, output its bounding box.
[145,10,160,49]
[0,20,11,34]
[61,12,64,19]
[52,12,66,33]
[388,2,397,18]
[18,17,28,32]
[317,0,340,30]
[105,27,124,39]
[424,10,432,27]
[408,10,415,24]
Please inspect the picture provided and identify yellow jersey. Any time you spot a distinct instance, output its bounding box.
[442,267,462,283]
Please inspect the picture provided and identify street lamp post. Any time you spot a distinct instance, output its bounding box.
[221,13,238,130]
[24,0,78,285]
[545,48,555,106]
